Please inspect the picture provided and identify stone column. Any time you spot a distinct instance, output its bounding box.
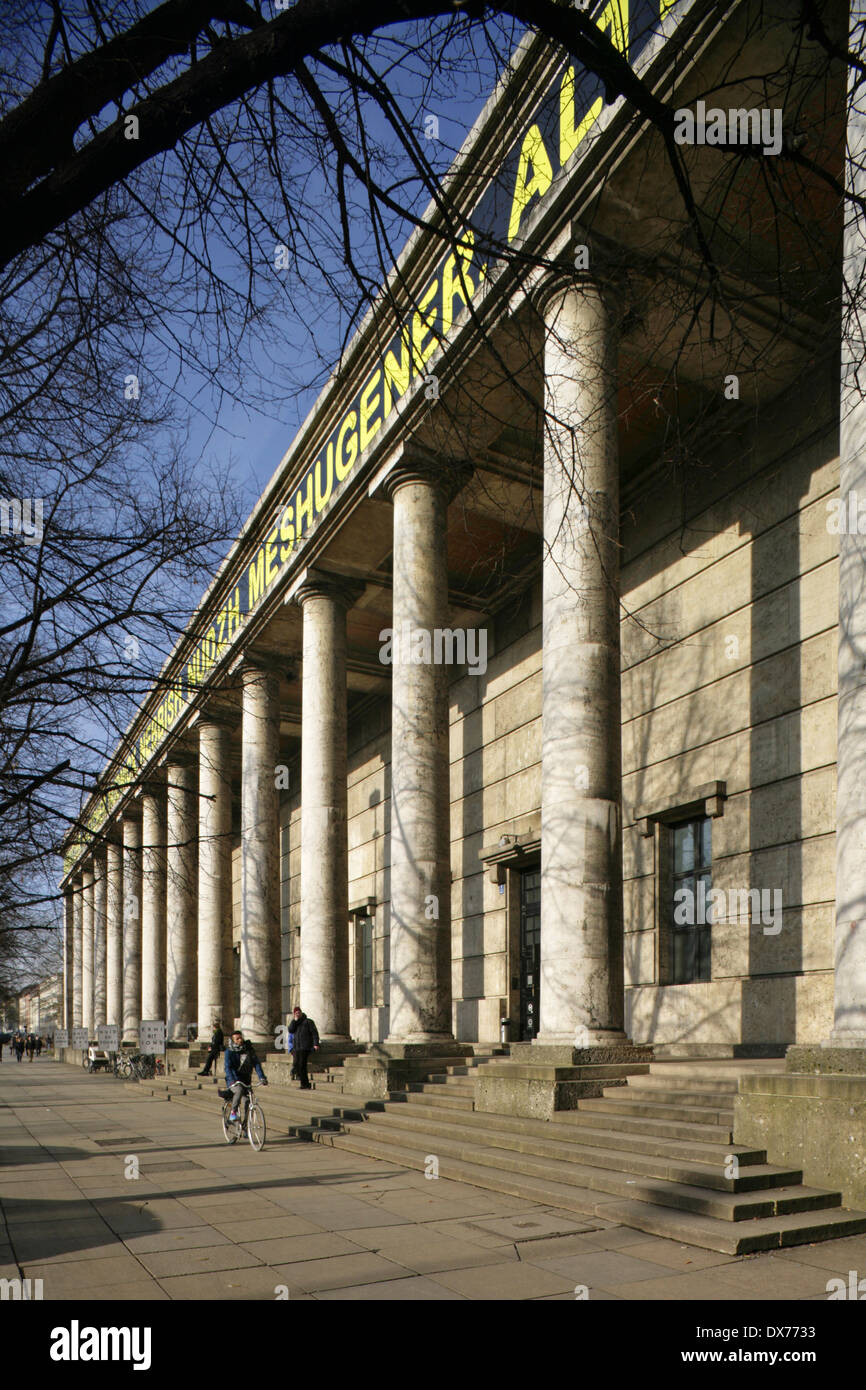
[140,786,167,1022]
[383,458,457,1042]
[122,816,142,1046]
[197,720,234,1044]
[294,573,359,1040]
[92,851,107,1028]
[72,877,83,1028]
[105,842,123,1029]
[240,663,281,1045]
[63,886,74,1029]
[81,865,94,1034]
[537,274,627,1046]
[832,41,866,1048]
[165,759,197,1042]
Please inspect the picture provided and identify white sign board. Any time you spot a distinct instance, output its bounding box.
[97,1025,120,1052]
[54,1029,68,1048]
[139,1020,166,1053]
[71,1027,88,1050]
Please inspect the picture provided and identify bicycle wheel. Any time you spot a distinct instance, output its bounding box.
[247,1100,266,1151]
[222,1100,242,1144]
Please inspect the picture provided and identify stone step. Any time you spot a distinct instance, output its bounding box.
[310,1116,831,1221]
[578,1096,734,1126]
[406,1078,475,1098]
[393,1088,475,1111]
[603,1085,739,1109]
[298,1128,866,1255]
[627,1074,740,1095]
[346,1106,799,1192]
[553,1108,735,1143]
[354,1097,767,1166]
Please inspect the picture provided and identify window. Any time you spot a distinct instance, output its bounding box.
[357,915,374,1008]
[670,816,712,984]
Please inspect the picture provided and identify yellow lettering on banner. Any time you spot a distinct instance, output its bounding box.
[561,2,628,164]
[279,505,295,564]
[264,525,279,588]
[360,369,382,453]
[336,412,358,481]
[507,124,553,242]
[412,279,439,370]
[226,585,241,638]
[248,547,265,608]
[660,0,676,15]
[295,472,314,535]
[313,451,333,511]
[441,232,476,337]
[383,328,412,417]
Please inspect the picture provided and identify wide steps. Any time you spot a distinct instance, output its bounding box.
[349,1106,797,1192]
[313,1116,831,1221]
[600,1085,736,1110]
[578,1096,733,1126]
[298,1127,866,1254]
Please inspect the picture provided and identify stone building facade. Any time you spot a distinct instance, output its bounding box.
[57,0,866,1098]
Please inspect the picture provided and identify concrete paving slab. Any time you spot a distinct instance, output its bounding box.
[467,1212,593,1241]
[22,1253,151,1291]
[614,1239,740,1271]
[770,1234,866,1271]
[524,1248,678,1285]
[427,1261,577,1300]
[123,1226,233,1254]
[211,1214,324,1243]
[241,1232,363,1264]
[603,1269,758,1300]
[316,1275,468,1300]
[270,1251,415,1292]
[137,1244,266,1278]
[343,1225,520,1274]
[709,1256,839,1298]
[156,1268,308,1300]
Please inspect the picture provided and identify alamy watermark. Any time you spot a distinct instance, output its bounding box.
[674,883,783,936]
[673,102,782,157]
[0,497,43,545]
[379,623,487,676]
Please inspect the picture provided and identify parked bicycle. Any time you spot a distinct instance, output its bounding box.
[221,1080,266,1151]
[126,1052,164,1080]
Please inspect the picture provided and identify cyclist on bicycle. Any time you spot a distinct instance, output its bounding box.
[223,1031,267,1121]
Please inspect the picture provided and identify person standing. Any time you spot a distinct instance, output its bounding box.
[198,1020,224,1077]
[288,1006,319,1090]
[14,1034,24,1062]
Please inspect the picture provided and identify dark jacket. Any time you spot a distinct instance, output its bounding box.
[224,1038,265,1087]
[211,1027,224,1051]
[288,1013,319,1051]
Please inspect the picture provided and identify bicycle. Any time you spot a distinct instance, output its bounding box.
[221,1081,266,1151]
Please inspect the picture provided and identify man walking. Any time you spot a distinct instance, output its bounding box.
[198,1019,224,1077]
[288,1006,319,1090]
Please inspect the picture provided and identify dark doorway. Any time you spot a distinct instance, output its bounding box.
[518,867,540,1040]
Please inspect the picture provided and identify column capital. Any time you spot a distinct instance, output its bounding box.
[286,566,365,611]
[531,223,629,321]
[368,447,472,505]
[231,651,294,684]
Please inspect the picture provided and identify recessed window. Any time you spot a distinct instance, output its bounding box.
[357,915,374,1008]
[670,816,712,984]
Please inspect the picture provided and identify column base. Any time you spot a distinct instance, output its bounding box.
[341,1040,472,1097]
[476,1039,654,1120]
[786,1041,866,1075]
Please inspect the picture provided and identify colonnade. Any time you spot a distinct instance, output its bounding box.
[60,274,638,1052]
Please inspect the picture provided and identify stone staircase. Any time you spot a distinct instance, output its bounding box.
[125,1054,866,1256]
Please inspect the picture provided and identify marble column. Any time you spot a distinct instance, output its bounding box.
[122,815,142,1046]
[63,887,74,1030]
[197,720,234,1044]
[105,841,123,1029]
[141,786,167,1022]
[382,458,457,1042]
[81,865,94,1034]
[72,877,83,1028]
[166,759,197,1042]
[92,851,107,1028]
[240,663,281,1045]
[295,573,359,1040]
[832,40,866,1048]
[537,274,626,1046]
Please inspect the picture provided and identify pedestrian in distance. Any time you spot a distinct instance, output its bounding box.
[198,1020,224,1077]
[36,1036,43,1056]
[223,1031,268,1122]
[14,1034,24,1062]
[288,1006,319,1090]
[26,1032,36,1061]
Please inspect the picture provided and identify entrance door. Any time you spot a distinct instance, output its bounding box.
[518,867,541,1040]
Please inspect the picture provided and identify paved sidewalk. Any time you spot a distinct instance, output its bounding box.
[0,1060,863,1301]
